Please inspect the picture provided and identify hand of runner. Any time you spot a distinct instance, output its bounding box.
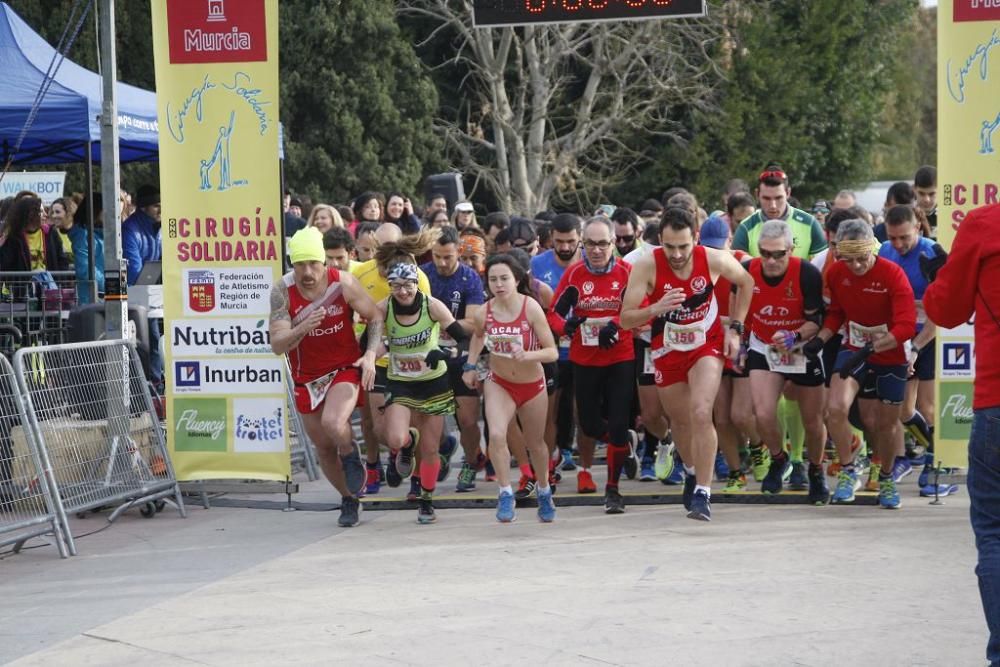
[354,351,376,391]
[653,288,685,317]
[299,307,326,334]
[802,336,825,360]
[424,348,450,369]
[598,320,620,349]
[837,343,874,380]
[563,314,586,338]
[462,369,479,390]
[771,329,797,352]
[723,329,741,362]
[919,243,948,283]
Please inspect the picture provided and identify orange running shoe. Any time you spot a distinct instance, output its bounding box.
[577,469,597,494]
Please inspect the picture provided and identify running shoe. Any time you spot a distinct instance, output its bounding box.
[395,428,419,478]
[807,466,830,505]
[496,490,516,523]
[455,463,477,492]
[515,474,537,501]
[340,444,367,497]
[604,487,626,514]
[639,461,657,482]
[865,461,881,492]
[337,496,362,527]
[761,456,786,495]
[654,441,675,481]
[749,444,771,482]
[577,470,597,494]
[828,434,862,477]
[714,452,730,481]
[537,487,556,523]
[664,455,685,486]
[918,463,936,488]
[560,449,577,471]
[687,489,712,521]
[438,434,458,482]
[365,465,381,495]
[919,483,960,498]
[683,472,696,510]
[878,477,901,510]
[832,469,860,504]
[385,453,402,488]
[622,430,640,480]
[723,471,747,493]
[417,492,436,524]
[548,469,559,494]
[407,476,421,502]
[788,461,808,491]
[891,456,913,483]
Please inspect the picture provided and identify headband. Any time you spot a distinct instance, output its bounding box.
[459,235,486,257]
[387,263,419,283]
[836,239,874,257]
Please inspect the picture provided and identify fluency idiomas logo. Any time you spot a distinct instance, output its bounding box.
[167,0,268,64]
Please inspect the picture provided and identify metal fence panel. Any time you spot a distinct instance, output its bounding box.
[13,340,185,556]
[0,354,69,557]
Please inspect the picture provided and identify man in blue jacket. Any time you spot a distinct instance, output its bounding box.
[123,184,163,388]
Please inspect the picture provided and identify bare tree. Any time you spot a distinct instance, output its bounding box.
[400,0,724,214]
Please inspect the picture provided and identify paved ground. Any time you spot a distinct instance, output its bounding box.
[0,469,987,666]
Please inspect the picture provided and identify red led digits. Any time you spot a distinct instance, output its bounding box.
[563,0,582,10]
[526,0,546,13]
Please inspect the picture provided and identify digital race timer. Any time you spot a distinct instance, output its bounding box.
[472,0,707,27]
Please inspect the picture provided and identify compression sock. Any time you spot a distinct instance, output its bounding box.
[903,411,933,450]
[783,399,805,463]
[419,460,440,493]
[606,443,630,488]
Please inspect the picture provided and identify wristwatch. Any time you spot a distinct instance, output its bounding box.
[728,320,745,336]
[910,343,921,355]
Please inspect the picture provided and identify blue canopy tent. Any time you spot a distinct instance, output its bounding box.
[0,2,159,166]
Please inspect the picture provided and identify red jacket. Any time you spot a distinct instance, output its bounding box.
[548,259,633,367]
[924,204,1000,409]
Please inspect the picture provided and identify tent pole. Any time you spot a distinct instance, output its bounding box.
[85,140,97,303]
[99,0,124,341]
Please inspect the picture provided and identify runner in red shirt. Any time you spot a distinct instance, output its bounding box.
[621,207,754,521]
[802,219,916,509]
[743,220,828,504]
[270,227,382,528]
[548,217,637,514]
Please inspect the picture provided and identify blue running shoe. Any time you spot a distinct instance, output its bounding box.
[537,487,556,522]
[560,449,577,471]
[878,477,901,509]
[761,457,786,495]
[832,469,860,504]
[664,454,685,486]
[918,464,935,487]
[920,483,960,497]
[788,461,808,491]
[683,472,696,510]
[639,461,656,481]
[891,456,913,483]
[714,452,729,481]
[687,489,712,521]
[496,490,516,523]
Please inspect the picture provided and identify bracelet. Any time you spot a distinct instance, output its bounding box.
[462,362,477,372]
[728,320,745,336]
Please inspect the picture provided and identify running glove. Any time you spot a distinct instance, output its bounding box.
[837,343,874,380]
[424,348,450,369]
[802,336,825,360]
[564,314,587,338]
[598,320,620,349]
[919,243,948,283]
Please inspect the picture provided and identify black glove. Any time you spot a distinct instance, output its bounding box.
[563,314,586,338]
[553,286,580,317]
[424,348,450,369]
[838,343,875,380]
[919,243,948,283]
[802,336,825,361]
[598,320,620,349]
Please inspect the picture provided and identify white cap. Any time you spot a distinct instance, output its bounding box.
[455,202,474,213]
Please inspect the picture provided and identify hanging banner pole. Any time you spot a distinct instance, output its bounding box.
[151,0,289,481]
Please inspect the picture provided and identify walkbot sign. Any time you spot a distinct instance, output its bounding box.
[152,0,288,481]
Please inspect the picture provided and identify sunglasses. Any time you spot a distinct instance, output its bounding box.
[759,169,787,182]
[758,249,789,260]
[616,235,635,245]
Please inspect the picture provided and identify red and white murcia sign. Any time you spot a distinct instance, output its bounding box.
[954,0,1000,22]
[167,0,267,64]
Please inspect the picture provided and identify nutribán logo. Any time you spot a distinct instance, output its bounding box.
[167,0,268,64]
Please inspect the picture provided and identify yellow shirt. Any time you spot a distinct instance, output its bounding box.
[350,259,432,367]
[25,229,45,270]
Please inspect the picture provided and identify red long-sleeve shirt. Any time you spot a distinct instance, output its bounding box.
[924,204,1000,410]
[547,260,633,367]
[822,257,916,366]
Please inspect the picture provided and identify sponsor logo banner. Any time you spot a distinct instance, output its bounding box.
[167,0,268,64]
[173,397,228,452]
[232,398,285,453]
[171,317,271,355]
[172,357,284,395]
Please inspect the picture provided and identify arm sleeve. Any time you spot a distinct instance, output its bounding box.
[123,225,142,285]
[888,266,918,344]
[924,211,983,328]
[809,220,828,256]
[799,261,824,316]
[546,268,573,337]
[731,223,750,253]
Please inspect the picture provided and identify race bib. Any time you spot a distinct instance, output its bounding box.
[848,321,888,349]
[581,317,611,347]
[305,369,340,411]
[391,353,428,378]
[664,321,706,352]
[489,335,523,358]
[643,347,655,375]
[765,346,807,374]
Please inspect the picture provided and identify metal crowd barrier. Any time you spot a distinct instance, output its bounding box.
[0,353,69,557]
[0,270,78,351]
[13,339,185,556]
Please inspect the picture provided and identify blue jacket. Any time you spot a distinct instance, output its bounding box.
[68,224,104,304]
[122,210,162,285]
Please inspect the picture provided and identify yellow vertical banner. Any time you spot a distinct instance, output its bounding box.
[151,0,289,481]
[935,1,1000,467]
